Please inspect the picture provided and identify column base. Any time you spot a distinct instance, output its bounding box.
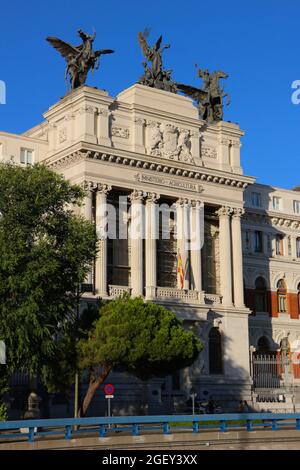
[145,286,156,300]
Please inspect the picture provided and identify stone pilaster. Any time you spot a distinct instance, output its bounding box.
[77,105,97,144]
[190,200,204,291]
[95,183,111,297]
[133,117,146,153]
[129,190,145,297]
[232,207,245,307]
[98,108,111,147]
[217,206,233,306]
[145,192,160,299]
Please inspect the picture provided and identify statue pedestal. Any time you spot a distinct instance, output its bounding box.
[117,84,199,119]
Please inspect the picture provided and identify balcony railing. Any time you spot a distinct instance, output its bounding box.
[108,285,132,298]
[108,285,222,306]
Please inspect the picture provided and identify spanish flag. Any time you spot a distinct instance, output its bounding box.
[177,252,184,289]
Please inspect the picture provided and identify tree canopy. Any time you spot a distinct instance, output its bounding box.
[77,295,202,415]
[0,163,96,376]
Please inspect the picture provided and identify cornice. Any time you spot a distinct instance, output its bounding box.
[44,142,254,190]
[243,210,300,230]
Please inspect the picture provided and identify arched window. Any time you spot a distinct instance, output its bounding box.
[209,327,223,374]
[257,336,270,353]
[255,277,267,312]
[277,279,287,313]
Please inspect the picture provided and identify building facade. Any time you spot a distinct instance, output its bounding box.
[1,84,300,414]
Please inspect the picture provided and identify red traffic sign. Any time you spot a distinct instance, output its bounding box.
[104,383,115,395]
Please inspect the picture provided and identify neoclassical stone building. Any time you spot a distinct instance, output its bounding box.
[1,84,300,413]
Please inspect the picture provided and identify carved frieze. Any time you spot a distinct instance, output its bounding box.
[111,127,130,139]
[201,146,217,159]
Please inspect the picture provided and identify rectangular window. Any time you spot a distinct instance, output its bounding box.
[20,148,33,165]
[254,231,263,253]
[272,196,281,211]
[293,200,300,214]
[251,192,261,207]
[276,235,284,256]
[296,238,300,258]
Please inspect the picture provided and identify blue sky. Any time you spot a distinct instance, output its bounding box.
[0,0,299,189]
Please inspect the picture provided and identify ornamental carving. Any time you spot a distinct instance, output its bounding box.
[146,122,194,163]
[46,151,85,170]
[129,189,145,202]
[233,207,245,218]
[96,183,112,195]
[111,127,130,139]
[146,192,160,203]
[201,146,217,159]
[216,206,233,217]
[58,127,67,143]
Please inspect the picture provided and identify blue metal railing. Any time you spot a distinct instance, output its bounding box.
[0,412,299,443]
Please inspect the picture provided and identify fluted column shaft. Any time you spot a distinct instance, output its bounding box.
[130,190,145,296]
[217,206,233,306]
[95,184,111,298]
[232,208,245,307]
[145,193,160,299]
[82,184,94,285]
[190,201,204,291]
[176,198,189,289]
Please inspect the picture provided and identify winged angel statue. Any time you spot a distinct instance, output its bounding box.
[137,30,177,93]
[177,66,230,123]
[47,29,114,91]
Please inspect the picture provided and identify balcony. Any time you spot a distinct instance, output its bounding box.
[108,284,222,306]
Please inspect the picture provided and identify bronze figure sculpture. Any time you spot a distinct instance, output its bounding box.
[46,29,114,91]
[137,30,177,94]
[177,65,230,123]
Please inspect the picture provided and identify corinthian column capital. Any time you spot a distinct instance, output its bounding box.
[96,183,112,195]
[129,189,146,202]
[232,207,245,218]
[216,206,233,217]
[146,192,160,204]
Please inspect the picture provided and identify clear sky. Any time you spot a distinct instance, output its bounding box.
[0,0,299,189]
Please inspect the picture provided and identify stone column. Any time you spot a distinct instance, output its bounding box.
[231,207,245,307]
[217,206,233,306]
[95,184,111,298]
[291,234,297,259]
[145,192,160,299]
[176,198,190,289]
[190,201,204,291]
[129,190,145,297]
[82,183,94,286]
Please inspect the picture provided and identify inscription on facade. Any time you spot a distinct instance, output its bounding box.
[134,173,204,193]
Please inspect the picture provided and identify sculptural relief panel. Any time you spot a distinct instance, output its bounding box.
[146,121,194,164]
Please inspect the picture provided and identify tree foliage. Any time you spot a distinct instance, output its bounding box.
[0,163,96,376]
[77,295,202,415]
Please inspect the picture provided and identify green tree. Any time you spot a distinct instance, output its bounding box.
[77,296,202,417]
[0,163,96,383]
